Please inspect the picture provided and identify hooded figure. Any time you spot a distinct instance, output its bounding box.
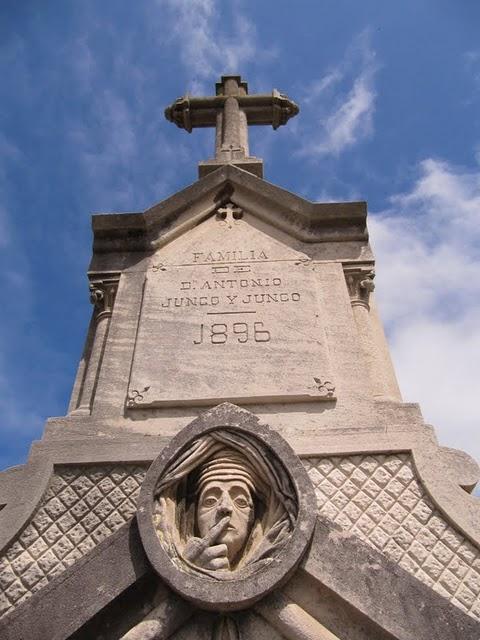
[153,429,297,580]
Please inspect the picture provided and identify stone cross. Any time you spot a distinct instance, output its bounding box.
[164,75,299,178]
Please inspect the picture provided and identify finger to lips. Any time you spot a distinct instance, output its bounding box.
[205,516,230,544]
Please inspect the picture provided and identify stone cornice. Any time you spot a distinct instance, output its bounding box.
[91,165,367,253]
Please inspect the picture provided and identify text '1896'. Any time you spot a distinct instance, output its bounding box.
[193,322,271,345]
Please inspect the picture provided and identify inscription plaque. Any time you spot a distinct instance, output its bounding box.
[127,216,334,407]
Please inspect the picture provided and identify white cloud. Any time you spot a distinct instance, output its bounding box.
[304,70,343,102]
[370,158,480,462]
[297,31,378,158]
[156,0,267,92]
[321,77,375,155]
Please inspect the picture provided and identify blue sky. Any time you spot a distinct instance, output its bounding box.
[1,1,479,470]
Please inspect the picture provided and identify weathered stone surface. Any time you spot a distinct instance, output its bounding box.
[255,591,342,639]
[304,453,480,620]
[2,402,480,626]
[119,592,193,640]
[128,206,334,408]
[63,164,382,429]
[2,403,480,625]
[137,403,316,611]
[2,510,479,640]
[301,517,480,640]
[0,519,151,640]
[0,463,147,619]
[169,610,286,639]
[151,428,298,577]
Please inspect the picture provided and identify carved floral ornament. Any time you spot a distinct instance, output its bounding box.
[137,415,316,610]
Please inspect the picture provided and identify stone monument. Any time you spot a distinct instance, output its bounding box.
[1,75,480,639]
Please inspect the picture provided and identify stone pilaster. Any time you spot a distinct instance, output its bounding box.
[344,266,378,399]
[71,275,119,415]
[344,266,401,401]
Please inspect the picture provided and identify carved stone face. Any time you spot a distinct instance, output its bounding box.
[197,479,254,564]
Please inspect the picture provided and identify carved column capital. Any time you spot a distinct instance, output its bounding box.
[344,266,375,309]
[88,275,120,320]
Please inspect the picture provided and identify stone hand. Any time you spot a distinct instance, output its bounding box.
[184,516,230,570]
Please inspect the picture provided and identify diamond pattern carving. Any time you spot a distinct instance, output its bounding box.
[2,454,479,621]
[0,464,147,619]
[303,453,480,620]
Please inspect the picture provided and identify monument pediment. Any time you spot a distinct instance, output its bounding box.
[126,201,337,408]
[92,164,367,254]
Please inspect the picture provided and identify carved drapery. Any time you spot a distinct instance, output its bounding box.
[137,414,316,613]
[152,429,298,580]
[71,275,119,415]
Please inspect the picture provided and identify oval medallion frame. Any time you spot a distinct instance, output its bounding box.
[137,405,317,611]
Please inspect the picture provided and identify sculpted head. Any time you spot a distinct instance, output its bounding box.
[140,423,312,613]
[194,449,258,567]
[197,478,254,563]
[151,429,300,582]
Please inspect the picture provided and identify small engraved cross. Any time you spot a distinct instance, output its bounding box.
[216,202,243,223]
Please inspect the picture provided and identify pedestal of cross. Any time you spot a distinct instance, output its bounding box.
[165,75,299,178]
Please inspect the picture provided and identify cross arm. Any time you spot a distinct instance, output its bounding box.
[165,91,299,132]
